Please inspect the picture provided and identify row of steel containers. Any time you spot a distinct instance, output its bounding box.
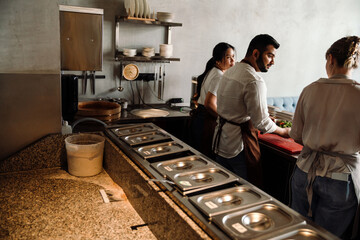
[105,123,339,240]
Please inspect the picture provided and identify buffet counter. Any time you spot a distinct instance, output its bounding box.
[258,133,302,205]
[1,119,339,239]
[103,123,338,240]
[260,140,298,205]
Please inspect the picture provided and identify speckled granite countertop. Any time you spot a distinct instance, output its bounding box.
[0,168,157,240]
[0,133,210,240]
[0,128,342,240]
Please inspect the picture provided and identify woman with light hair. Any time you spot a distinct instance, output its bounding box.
[290,36,360,239]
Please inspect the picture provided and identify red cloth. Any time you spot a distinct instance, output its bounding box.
[258,133,303,154]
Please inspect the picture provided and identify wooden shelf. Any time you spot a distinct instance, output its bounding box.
[116,15,182,27]
[115,16,182,63]
[115,52,180,63]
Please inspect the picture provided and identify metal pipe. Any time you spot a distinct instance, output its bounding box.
[71,117,107,130]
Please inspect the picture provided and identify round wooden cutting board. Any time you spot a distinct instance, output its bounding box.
[77,101,121,121]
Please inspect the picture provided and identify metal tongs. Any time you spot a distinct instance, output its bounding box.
[82,70,96,94]
[82,71,87,94]
[90,70,96,94]
[158,66,162,100]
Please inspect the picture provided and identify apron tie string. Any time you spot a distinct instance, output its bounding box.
[300,147,358,219]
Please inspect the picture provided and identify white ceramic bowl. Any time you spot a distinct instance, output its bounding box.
[160,44,173,57]
[123,48,137,57]
[142,47,155,57]
[157,12,174,22]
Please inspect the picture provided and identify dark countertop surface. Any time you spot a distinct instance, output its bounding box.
[74,103,191,124]
[113,105,190,123]
[71,104,192,138]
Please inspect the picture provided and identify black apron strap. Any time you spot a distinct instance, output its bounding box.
[213,115,242,155]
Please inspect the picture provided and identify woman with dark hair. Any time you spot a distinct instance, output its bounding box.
[290,36,360,239]
[191,42,235,158]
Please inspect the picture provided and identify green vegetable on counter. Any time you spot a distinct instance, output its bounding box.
[276,120,292,128]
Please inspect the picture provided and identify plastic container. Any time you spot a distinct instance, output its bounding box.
[65,134,105,177]
[61,121,73,135]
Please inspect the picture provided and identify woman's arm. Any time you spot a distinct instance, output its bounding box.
[204,92,218,117]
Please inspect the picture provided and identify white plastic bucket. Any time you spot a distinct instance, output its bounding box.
[65,134,105,177]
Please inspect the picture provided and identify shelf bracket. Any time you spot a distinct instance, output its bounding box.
[166,26,172,44]
[115,20,120,54]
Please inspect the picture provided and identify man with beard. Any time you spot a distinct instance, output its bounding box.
[212,34,290,186]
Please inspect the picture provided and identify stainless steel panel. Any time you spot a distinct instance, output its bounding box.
[212,202,305,240]
[168,167,239,195]
[189,185,271,218]
[110,124,157,137]
[60,10,103,71]
[120,131,171,146]
[150,155,215,178]
[135,141,188,160]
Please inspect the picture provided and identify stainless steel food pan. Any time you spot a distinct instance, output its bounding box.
[266,222,340,240]
[189,185,271,218]
[120,130,171,146]
[168,167,239,195]
[150,155,215,178]
[212,202,305,240]
[110,124,157,137]
[134,141,188,160]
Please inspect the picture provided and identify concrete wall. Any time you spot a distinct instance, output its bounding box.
[59,0,360,104]
[0,1,60,73]
[0,0,359,159]
[0,1,61,160]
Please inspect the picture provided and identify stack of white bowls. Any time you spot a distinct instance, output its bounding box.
[160,44,173,58]
[275,110,294,121]
[123,48,137,57]
[142,47,155,57]
[157,12,174,22]
[268,105,280,118]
